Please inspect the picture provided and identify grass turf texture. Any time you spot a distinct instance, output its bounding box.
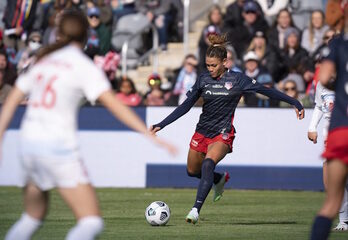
[0,187,347,240]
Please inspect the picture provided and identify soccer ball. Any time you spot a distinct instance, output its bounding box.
[145,201,171,226]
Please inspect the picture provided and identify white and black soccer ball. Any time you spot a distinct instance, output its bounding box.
[145,201,171,226]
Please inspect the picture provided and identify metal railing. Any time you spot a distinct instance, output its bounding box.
[121,23,159,77]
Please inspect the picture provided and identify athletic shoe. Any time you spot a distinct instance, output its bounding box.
[212,172,230,202]
[185,208,199,224]
[333,222,348,231]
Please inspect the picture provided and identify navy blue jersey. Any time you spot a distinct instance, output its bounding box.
[154,70,303,138]
[324,34,348,131]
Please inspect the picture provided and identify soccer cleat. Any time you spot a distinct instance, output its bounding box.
[333,222,348,231]
[212,172,230,202]
[185,208,199,224]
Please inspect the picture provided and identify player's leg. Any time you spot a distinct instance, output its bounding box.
[310,160,348,240]
[5,183,48,240]
[323,161,328,191]
[186,142,229,223]
[186,150,226,184]
[58,184,104,240]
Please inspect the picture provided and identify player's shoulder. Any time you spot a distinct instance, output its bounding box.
[225,70,243,79]
[198,70,211,81]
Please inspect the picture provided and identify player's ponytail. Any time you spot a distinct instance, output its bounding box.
[206,34,227,61]
[36,10,89,62]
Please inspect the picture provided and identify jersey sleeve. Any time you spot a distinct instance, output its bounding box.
[80,64,111,104]
[153,77,202,130]
[238,73,303,110]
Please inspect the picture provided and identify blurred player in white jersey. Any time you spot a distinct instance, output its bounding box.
[0,10,176,240]
[308,81,348,231]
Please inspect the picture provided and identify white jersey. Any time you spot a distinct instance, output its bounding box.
[308,81,335,138]
[16,45,111,150]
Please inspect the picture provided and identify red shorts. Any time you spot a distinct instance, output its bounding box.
[189,132,235,154]
[322,127,348,165]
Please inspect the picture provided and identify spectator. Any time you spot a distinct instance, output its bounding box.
[224,0,263,31]
[17,31,43,74]
[198,5,223,73]
[289,0,325,30]
[242,51,278,107]
[115,78,142,106]
[225,44,242,73]
[301,10,330,55]
[3,0,39,52]
[246,31,282,81]
[279,79,312,108]
[144,73,171,106]
[167,0,184,43]
[0,49,17,86]
[278,73,306,94]
[279,27,310,78]
[256,0,289,24]
[94,51,120,87]
[110,0,137,24]
[86,7,111,57]
[227,1,269,59]
[85,0,113,27]
[0,70,12,104]
[135,0,171,51]
[172,54,198,105]
[268,8,297,52]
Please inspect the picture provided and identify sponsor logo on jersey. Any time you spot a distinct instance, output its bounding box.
[204,84,210,87]
[205,90,212,95]
[191,139,198,147]
[212,84,223,88]
[224,82,233,90]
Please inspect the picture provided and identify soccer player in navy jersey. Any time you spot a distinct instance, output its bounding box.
[150,34,304,224]
[310,5,348,240]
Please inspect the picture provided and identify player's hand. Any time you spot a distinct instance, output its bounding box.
[295,108,305,120]
[308,131,318,144]
[149,125,161,135]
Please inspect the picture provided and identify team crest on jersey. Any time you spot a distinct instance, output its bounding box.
[222,133,229,140]
[224,82,233,90]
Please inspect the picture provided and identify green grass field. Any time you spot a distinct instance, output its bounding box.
[0,187,347,240]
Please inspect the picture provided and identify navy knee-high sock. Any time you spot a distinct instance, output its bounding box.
[310,215,332,240]
[187,169,222,184]
[193,158,215,213]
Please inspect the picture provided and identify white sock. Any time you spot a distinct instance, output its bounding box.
[5,213,42,240]
[339,188,348,223]
[66,216,104,240]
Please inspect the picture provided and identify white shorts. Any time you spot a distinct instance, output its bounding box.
[19,139,90,191]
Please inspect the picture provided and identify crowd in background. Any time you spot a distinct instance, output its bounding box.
[0,0,345,108]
